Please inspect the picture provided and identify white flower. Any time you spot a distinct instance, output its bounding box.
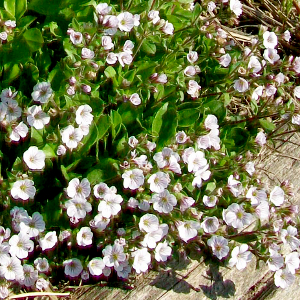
[255,131,267,146]
[187,80,201,98]
[65,197,92,220]
[187,151,207,173]
[292,114,300,125]
[222,203,253,229]
[103,244,126,269]
[61,125,83,150]
[197,129,221,150]
[0,227,10,244]
[96,3,111,15]
[81,48,94,59]
[35,278,50,291]
[192,164,211,188]
[142,225,167,249]
[274,268,295,289]
[0,256,24,281]
[263,31,278,49]
[19,212,45,238]
[201,217,219,234]
[88,258,105,276]
[246,187,267,205]
[248,56,262,73]
[118,51,133,67]
[205,114,219,130]
[252,86,264,101]
[77,227,93,247]
[132,248,151,274]
[282,30,291,42]
[263,48,280,64]
[219,53,231,67]
[31,82,53,104]
[161,21,174,35]
[106,52,118,64]
[10,207,29,232]
[23,146,45,170]
[294,86,300,99]
[203,195,218,207]
[175,131,188,143]
[207,236,229,259]
[90,213,110,231]
[230,0,243,17]
[285,252,300,274]
[27,105,50,129]
[102,35,114,50]
[75,105,93,126]
[57,145,67,156]
[0,285,9,299]
[270,186,285,206]
[11,179,36,201]
[0,32,7,41]
[151,189,177,213]
[133,14,140,26]
[34,257,49,273]
[22,264,38,287]
[4,100,22,122]
[245,162,255,176]
[0,103,7,121]
[93,182,111,199]
[98,193,123,218]
[70,31,83,45]
[228,244,253,270]
[177,220,200,243]
[267,253,284,271]
[227,175,243,197]
[148,172,170,193]
[155,241,172,262]
[207,1,216,12]
[187,51,198,63]
[148,10,160,24]
[255,200,270,221]
[281,226,300,251]
[116,260,131,278]
[39,231,57,251]
[123,40,134,54]
[118,12,134,32]
[122,168,144,190]
[10,122,28,142]
[265,84,277,97]
[64,258,83,278]
[234,77,249,92]
[129,93,141,105]
[9,233,34,259]
[139,214,159,233]
[67,178,91,199]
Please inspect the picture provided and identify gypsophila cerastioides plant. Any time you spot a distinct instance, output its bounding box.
[1,0,300,296]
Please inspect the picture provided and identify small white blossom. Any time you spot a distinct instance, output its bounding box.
[11,179,36,201]
[98,193,123,218]
[19,212,45,238]
[201,217,219,233]
[118,12,134,32]
[228,244,253,270]
[88,257,105,276]
[148,172,170,193]
[129,93,141,105]
[132,248,151,274]
[177,220,200,243]
[77,227,93,247]
[118,51,133,67]
[57,145,67,156]
[67,178,91,199]
[9,233,34,259]
[103,244,126,270]
[22,264,38,287]
[122,168,144,190]
[70,31,83,45]
[123,40,134,54]
[64,258,83,278]
[203,195,218,207]
[106,52,118,64]
[102,35,114,50]
[148,10,160,25]
[263,48,280,64]
[187,51,198,63]
[75,105,93,126]
[65,197,92,220]
[281,226,300,251]
[161,21,174,35]
[34,257,49,273]
[274,268,295,289]
[248,56,262,73]
[267,253,284,271]
[39,231,57,251]
[255,131,267,146]
[282,30,291,42]
[96,3,111,15]
[263,31,278,49]
[23,146,45,170]
[270,186,285,206]
[0,256,24,281]
[207,236,229,259]
[222,203,253,229]
[151,189,177,213]
[31,82,53,104]
[27,105,50,129]
[10,122,28,142]
[219,53,231,67]
[155,241,172,262]
[230,0,243,17]
[234,77,249,92]
[61,125,83,150]
[139,214,159,233]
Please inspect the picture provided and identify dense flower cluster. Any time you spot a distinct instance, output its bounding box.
[1,0,300,297]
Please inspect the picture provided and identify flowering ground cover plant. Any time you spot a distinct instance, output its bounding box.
[1,0,300,297]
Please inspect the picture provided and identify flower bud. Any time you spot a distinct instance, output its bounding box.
[73,61,81,68]
[69,76,76,85]
[82,84,91,94]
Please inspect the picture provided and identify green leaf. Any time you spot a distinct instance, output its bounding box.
[152,103,169,139]
[110,110,122,139]
[42,144,56,158]
[206,100,227,121]
[3,63,20,85]
[178,108,200,127]
[4,0,27,20]
[205,182,216,193]
[192,2,201,22]
[31,128,43,147]
[80,114,111,154]
[259,119,276,132]
[23,28,44,52]
[104,66,116,78]
[141,38,156,55]
[28,0,61,15]
[230,233,260,243]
